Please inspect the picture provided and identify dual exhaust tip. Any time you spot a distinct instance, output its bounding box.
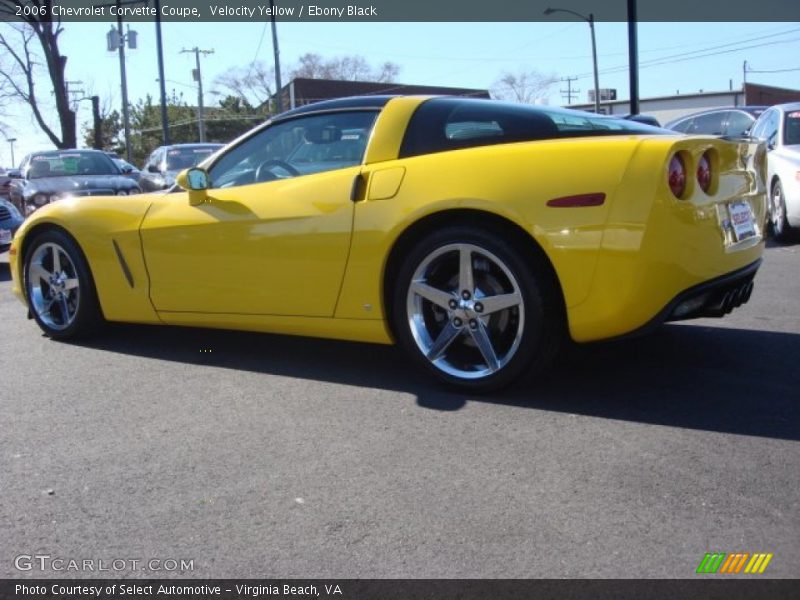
[713,280,754,316]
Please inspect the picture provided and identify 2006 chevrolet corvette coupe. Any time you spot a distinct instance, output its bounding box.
[9,96,767,390]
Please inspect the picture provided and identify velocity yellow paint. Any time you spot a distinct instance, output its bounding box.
[367,167,406,201]
[363,96,428,164]
[140,166,358,317]
[9,196,159,324]
[568,136,766,341]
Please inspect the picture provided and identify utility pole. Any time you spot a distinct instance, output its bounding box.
[100,0,145,160]
[743,60,748,104]
[627,0,639,115]
[154,0,170,146]
[269,0,283,114]
[560,76,579,105]
[91,96,103,150]
[104,2,138,162]
[7,138,17,167]
[65,80,85,111]
[181,47,214,142]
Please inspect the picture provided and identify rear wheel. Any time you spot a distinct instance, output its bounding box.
[392,225,563,392]
[24,229,102,339]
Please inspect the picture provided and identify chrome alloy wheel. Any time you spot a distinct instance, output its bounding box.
[26,242,81,331]
[406,243,525,380]
[771,181,787,237]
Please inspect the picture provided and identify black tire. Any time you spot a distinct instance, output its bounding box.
[391,225,564,392]
[770,179,793,242]
[23,229,102,340]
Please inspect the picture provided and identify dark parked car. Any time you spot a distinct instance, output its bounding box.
[665,106,767,137]
[112,158,141,181]
[1,169,13,200]
[10,149,141,216]
[0,197,24,252]
[139,143,223,192]
[620,113,661,127]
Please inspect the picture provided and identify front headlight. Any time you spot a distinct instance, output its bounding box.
[117,190,128,196]
[33,193,48,206]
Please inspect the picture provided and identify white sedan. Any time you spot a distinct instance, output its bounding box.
[750,102,800,240]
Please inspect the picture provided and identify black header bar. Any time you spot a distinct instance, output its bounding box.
[1,0,799,23]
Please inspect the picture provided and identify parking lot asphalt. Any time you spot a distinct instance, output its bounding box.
[1,243,798,579]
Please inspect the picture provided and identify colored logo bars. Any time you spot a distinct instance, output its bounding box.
[696,552,773,574]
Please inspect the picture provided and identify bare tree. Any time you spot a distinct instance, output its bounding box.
[291,53,400,82]
[215,53,401,109]
[492,69,558,104]
[0,3,76,149]
[214,61,275,107]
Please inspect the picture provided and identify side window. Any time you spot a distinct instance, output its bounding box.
[750,114,767,140]
[208,111,378,189]
[724,112,755,136]
[754,110,780,148]
[145,149,161,172]
[155,149,167,171]
[688,112,724,135]
[670,118,693,133]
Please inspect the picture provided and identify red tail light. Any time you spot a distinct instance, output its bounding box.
[668,154,686,198]
[697,153,712,193]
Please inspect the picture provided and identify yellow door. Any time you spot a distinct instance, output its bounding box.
[140,166,358,317]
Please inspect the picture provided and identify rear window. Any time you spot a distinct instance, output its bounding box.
[400,98,665,158]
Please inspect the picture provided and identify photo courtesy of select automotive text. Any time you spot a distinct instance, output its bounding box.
[1,0,799,598]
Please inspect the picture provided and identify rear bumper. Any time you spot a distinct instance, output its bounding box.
[623,259,761,338]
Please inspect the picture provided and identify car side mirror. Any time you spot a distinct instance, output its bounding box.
[176,167,209,206]
[147,164,160,173]
[121,166,133,174]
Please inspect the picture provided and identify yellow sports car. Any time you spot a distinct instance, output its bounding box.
[9,96,767,391]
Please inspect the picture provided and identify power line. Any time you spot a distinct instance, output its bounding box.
[746,66,800,73]
[246,21,269,81]
[573,34,800,80]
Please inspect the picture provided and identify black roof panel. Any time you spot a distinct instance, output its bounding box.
[275,96,396,120]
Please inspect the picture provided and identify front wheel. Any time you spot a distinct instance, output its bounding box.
[24,229,102,339]
[392,226,563,392]
[770,180,793,241]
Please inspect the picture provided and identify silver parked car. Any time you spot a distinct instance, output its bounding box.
[749,103,800,240]
[665,106,767,137]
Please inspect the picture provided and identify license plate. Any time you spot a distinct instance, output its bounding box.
[728,201,756,241]
[0,229,11,244]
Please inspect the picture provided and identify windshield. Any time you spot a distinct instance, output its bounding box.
[165,146,220,171]
[785,111,800,146]
[27,152,119,179]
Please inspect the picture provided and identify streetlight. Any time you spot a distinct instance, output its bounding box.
[6,138,17,167]
[544,6,601,114]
